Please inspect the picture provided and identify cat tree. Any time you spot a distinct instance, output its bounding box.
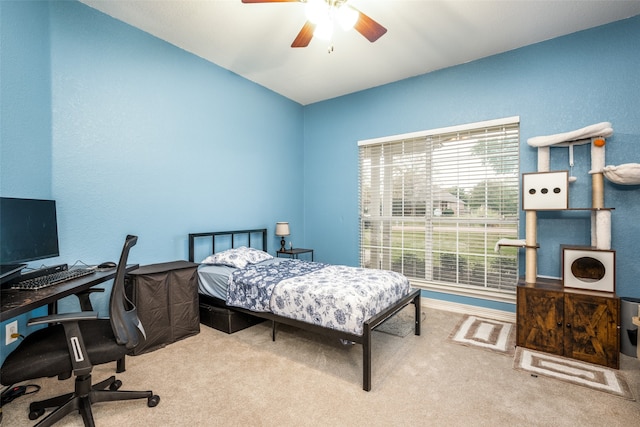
[496,121,640,284]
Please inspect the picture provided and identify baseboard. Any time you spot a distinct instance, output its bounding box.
[421,297,516,323]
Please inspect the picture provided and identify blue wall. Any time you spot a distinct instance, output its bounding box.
[48,2,304,266]
[303,16,640,304]
[1,1,639,361]
[2,0,304,266]
[0,0,52,360]
[0,0,303,361]
[0,0,52,197]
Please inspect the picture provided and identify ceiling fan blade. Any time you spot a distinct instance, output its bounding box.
[352,8,387,42]
[291,21,315,48]
[241,0,299,3]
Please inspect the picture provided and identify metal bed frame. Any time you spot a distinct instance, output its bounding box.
[188,228,421,391]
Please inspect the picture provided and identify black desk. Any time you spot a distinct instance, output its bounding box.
[0,265,138,322]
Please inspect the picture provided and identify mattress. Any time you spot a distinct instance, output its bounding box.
[197,258,282,300]
[228,259,411,336]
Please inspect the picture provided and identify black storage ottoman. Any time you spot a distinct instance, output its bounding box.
[126,261,200,355]
[199,294,265,334]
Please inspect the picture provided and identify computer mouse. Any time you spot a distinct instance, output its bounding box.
[98,261,117,269]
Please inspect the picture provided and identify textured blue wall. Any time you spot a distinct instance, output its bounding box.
[0,0,52,364]
[46,1,304,266]
[0,0,303,362]
[0,0,52,197]
[0,0,52,362]
[303,16,640,304]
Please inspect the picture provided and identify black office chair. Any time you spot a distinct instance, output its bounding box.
[0,235,159,426]
[74,284,127,374]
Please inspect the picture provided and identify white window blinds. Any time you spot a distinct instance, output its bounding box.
[358,118,520,295]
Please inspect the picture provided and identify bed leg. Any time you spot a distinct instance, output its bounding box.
[414,292,421,336]
[363,323,372,392]
[271,320,277,341]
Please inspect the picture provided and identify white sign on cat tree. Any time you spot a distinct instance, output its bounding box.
[522,171,568,211]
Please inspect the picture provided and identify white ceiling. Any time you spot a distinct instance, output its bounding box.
[79,0,640,105]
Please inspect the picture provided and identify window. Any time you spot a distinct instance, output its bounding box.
[358,117,520,300]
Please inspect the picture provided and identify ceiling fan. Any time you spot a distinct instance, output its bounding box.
[241,0,387,48]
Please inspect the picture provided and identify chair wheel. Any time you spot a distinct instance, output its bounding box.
[29,408,45,420]
[148,395,160,407]
[109,379,122,391]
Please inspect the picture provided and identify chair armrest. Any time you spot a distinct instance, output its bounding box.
[27,311,99,377]
[27,311,99,326]
[74,288,104,311]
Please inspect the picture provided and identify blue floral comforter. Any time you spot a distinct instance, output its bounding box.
[227,259,410,336]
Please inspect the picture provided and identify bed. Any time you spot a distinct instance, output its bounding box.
[188,228,421,391]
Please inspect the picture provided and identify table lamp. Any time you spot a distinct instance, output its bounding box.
[275,222,290,252]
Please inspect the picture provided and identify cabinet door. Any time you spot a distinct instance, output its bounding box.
[517,286,564,355]
[564,293,620,369]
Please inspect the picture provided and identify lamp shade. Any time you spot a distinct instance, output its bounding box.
[275,222,290,237]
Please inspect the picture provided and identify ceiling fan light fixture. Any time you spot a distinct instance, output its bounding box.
[246,0,386,49]
[337,5,358,31]
[314,17,334,41]
[305,0,328,24]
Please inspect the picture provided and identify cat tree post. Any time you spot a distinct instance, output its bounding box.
[591,137,611,250]
[522,146,549,284]
[537,146,550,172]
[525,211,537,284]
[592,137,605,209]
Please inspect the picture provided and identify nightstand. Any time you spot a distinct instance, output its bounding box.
[277,248,314,261]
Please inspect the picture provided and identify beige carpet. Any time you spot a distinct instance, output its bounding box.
[375,308,426,337]
[514,347,634,400]
[2,306,639,426]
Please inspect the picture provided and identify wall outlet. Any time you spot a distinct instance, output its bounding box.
[5,320,18,345]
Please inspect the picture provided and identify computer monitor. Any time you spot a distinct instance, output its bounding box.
[0,197,60,282]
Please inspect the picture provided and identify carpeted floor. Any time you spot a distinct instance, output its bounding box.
[376,308,426,337]
[2,306,639,426]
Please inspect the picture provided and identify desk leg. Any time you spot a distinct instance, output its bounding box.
[48,301,58,315]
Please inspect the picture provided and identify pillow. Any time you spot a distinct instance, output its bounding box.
[201,246,273,268]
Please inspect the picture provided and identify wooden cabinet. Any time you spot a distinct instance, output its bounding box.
[517,277,620,369]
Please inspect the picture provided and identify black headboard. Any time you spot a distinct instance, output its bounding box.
[188,228,268,262]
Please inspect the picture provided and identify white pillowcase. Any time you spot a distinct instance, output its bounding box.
[201,246,273,268]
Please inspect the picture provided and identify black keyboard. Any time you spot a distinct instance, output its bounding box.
[11,268,96,291]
